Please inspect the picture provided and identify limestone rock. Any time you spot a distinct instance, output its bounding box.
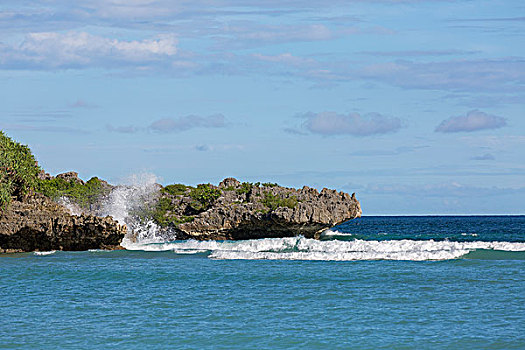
[158,178,362,240]
[56,171,85,185]
[0,193,126,252]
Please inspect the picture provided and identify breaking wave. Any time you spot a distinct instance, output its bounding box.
[97,175,525,261]
[124,236,525,261]
[34,251,56,256]
[100,173,176,246]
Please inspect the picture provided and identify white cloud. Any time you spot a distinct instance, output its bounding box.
[471,153,495,161]
[251,52,315,66]
[296,111,402,136]
[435,110,506,133]
[150,114,226,133]
[357,59,525,92]
[0,31,177,68]
[240,24,332,42]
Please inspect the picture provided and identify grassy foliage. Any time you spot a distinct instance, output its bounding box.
[149,183,221,227]
[262,182,278,187]
[0,180,11,211]
[37,177,110,210]
[261,192,298,211]
[151,183,220,226]
[0,131,41,210]
[235,181,267,195]
[152,197,194,227]
[189,184,221,211]
[162,183,192,196]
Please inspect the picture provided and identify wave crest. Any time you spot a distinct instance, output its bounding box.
[123,237,525,261]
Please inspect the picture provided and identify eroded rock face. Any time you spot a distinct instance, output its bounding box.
[0,193,126,252]
[157,179,362,241]
[56,171,85,185]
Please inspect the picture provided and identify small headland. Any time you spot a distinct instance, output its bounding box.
[0,131,361,252]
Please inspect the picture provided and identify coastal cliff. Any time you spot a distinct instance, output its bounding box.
[129,177,362,241]
[0,193,126,253]
[0,131,126,253]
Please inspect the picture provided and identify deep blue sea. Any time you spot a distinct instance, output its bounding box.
[1,216,524,349]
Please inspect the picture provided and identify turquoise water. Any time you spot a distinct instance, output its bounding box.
[1,216,525,349]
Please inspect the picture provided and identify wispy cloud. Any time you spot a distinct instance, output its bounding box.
[212,23,338,49]
[450,17,525,23]
[446,94,525,108]
[348,145,428,157]
[252,52,315,66]
[435,110,507,133]
[69,99,98,109]
[471,153,495,161]
[357,49,480,57]
[9,110,72,122]
[106,114,228,134]
[290,111,402,136]
[149,114,226,133]
[0,1,523,97]
[106,124,141,134]
[0,31,178,69]
[0,123,90,134]
[195,144,210,152]
[357,59,525,92]
[364,182,525,198]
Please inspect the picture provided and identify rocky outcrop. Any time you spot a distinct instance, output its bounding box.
[0,193,126,253]
[56,171,85,185]
[149,178,362,241]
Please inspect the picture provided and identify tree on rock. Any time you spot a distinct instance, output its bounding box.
[0,131,41,211]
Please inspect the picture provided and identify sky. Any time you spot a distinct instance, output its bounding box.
[0,0,524,215]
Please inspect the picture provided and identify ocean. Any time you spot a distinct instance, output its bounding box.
[1,216,524,349]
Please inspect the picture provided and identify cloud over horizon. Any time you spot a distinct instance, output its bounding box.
[149,114,226,133]
[293,111,402,136]
[435,110,507,133]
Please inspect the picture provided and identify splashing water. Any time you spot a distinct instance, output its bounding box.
[57,197,83,216]
[99,173,175,247]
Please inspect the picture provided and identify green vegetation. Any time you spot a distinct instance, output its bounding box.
[152,197,194,227]
[38,177,110,210]
[162,183,192,196]
[0,131,113,212]
[149,183,221,227]
[0,131,41,210]
[260,192,298,211]
[224,181,279,193]
[236,182,254,195]
[189,184,221,211]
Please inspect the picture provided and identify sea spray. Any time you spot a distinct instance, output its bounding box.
[99,173,175,246]
[57,197,83,216]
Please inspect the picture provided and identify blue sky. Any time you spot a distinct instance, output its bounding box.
[1,0,524,214]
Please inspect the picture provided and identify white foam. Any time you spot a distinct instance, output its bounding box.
[461,233,478,237]
[58,197,83,216]
[34,250,56,256]
[101,173,159,224]
[320,229,354,238]
[99,173,176,247]
[126,237,525,261]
